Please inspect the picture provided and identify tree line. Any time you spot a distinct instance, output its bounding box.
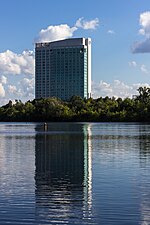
[0,87,150,122]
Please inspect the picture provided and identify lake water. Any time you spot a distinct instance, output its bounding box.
[0,122,150,225]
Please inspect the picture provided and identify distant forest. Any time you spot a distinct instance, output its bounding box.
[0,87,150,122]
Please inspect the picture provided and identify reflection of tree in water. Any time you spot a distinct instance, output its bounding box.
[138,124,150,225]
[138,125,150,163]
[35,123,92,224]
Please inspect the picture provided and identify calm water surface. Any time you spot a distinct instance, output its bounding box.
[0,122,150,224]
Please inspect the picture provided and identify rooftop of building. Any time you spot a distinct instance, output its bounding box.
[35,37,91,48]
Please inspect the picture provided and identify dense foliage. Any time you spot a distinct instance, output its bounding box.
[1,87,150,122]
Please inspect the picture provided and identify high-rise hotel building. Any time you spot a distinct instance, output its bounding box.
[35,38,91,100]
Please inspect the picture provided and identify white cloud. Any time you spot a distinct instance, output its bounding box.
[0,49,35,104]
[129,61,150,75]
[132,11,150,53]
[4,77,34,103]
[0,50,34,76]
[35,17,99,43]
[129,61,137,67]
[92,80,150,99]
[0,83,5,97]
[140,64,149,74]
[0,75,7,84]
[107,30,115,35]
[75,17,99,30]
[139,11,150,37]
[35,24,77,43]
[19,78,34,98]
[20,51,35,76]
[8,85,17,94]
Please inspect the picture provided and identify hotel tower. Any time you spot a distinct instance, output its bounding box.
[35,38,91,100]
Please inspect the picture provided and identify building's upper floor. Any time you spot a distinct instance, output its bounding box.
[35,38,91,49]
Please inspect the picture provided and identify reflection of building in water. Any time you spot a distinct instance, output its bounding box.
[83,125,92,215]
[35,123,92,224]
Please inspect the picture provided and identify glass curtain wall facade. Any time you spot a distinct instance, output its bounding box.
[35,38,91,100]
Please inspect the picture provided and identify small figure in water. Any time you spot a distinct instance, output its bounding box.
[44,123,48,131]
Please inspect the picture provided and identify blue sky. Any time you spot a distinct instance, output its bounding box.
[0,0,150,104]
